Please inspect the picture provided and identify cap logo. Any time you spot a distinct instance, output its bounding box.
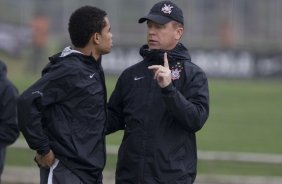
[161,4,173,14]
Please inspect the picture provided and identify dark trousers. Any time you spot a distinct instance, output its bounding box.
[40,159,83,184]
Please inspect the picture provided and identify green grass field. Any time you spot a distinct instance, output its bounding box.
[3,55,282,176]
[198,79,282,154]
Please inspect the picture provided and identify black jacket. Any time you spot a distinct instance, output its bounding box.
[0,60,19,147]
[0,60,19,175]
[107,43,209,184]
[17,48,107,184]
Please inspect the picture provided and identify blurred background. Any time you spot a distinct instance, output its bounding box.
[0,0,282,183]
[1,0,282,78]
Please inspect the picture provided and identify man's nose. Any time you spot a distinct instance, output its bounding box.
[148,28,155,35]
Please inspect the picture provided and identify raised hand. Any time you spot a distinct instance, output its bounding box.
[148,52,172,88]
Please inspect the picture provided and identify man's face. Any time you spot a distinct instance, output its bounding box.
[147,20,183,50]
[97,17,113,55]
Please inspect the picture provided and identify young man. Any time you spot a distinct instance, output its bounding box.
[107,1,209,183]
[18,6,112,184]
[0,60,19,182]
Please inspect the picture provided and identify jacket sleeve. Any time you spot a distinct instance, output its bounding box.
[0,82,19,146]
[162,68,209,133]
[106,76,125,135]
[17,66,77,155]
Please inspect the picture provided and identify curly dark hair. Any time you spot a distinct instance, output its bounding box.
[68,6,107,48]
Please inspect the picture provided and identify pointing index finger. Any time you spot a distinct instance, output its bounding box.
[164,52,169,68]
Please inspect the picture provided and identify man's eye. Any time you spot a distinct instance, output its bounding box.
[156,25,163,29]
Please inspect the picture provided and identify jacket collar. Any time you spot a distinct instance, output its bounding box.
[41,47,102,76]
[48,46,101,65]
[139,43,191,65]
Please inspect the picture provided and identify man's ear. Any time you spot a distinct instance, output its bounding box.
[175,27,184,40]
[92,33,100,45]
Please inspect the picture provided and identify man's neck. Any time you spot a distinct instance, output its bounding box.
[74,47,100,61]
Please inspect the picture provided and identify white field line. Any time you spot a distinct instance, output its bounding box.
[197,150,282,164]
[11,139,282,164]
[106,145,282,164]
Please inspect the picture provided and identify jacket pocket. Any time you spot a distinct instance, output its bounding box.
[169,145,185,170]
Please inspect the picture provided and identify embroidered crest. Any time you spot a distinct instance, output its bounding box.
[161,4,173,14]
[171,62,183,80]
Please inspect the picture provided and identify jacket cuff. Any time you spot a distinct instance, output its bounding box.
[161,83,177,95]
[37,147,50,156]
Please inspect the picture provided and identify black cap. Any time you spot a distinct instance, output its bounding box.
[138,1,184,25]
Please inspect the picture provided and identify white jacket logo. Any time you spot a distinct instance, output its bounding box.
[161,4,173,14]
[171,62,183,80]
[89,73,96,78]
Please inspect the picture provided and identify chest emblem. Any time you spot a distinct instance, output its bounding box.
[171,62,183,80]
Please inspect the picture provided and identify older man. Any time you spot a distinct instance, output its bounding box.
[107,1,209,183]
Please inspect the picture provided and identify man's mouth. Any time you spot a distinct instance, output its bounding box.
[149,40,158,44]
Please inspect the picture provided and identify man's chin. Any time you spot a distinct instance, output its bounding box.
[102,49,111,55]
[148,44,160,50]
